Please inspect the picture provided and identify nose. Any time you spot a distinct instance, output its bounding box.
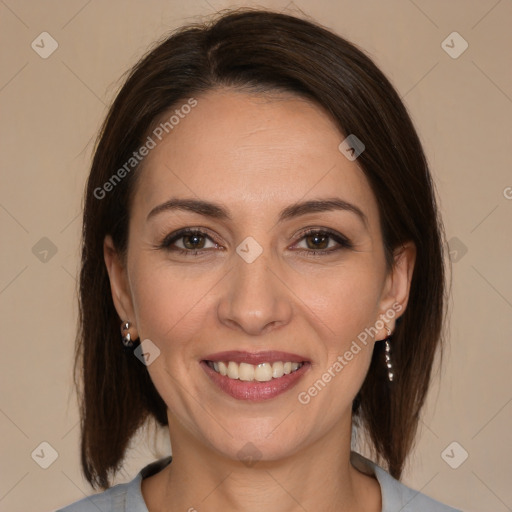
[216,249,293,336]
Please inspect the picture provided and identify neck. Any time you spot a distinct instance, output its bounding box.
[143,417,381,512]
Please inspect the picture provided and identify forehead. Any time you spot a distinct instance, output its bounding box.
[133,89,379,224]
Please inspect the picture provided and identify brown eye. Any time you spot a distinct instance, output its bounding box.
[304,233,331,250]
[293,228,353,255]
[160,228,219,253]
[182,233,207,250]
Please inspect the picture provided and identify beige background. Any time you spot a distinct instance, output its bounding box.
[0,0,511,511]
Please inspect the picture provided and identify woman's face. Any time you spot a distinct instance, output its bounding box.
[105,89,414,462]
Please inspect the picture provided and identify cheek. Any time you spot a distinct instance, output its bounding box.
[289,261,384,403]
[128,257,220,353]
[291,261,383,343]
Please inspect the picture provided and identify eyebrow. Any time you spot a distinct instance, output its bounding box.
[147,197,368,227]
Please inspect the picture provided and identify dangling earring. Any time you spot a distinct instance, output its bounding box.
[383,325,394,382]
[121,321,137,351]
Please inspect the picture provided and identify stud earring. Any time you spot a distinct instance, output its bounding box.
[383,325,394,382]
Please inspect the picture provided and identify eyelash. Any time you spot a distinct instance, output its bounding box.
[158,227,353,257]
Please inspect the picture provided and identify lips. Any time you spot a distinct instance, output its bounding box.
[202,350,309,365]
[201,350,311,401]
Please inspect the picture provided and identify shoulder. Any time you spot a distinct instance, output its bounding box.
[56,482,132,512]
[350,452,463,512]
[55,457,172,512]
[54,479,134,512]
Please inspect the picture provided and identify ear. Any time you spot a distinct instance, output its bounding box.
[376,241,416,337]
[103,235,138,338]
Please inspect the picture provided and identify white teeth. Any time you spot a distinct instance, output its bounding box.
[227,361,239,379]
[254,362,273,381]
[218,361,228,376]
[272,361,284,378]
[239,362,254,381]
[208,360,304,381]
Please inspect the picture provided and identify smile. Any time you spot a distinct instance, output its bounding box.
[206,360,304,382]
[201,351,311,401]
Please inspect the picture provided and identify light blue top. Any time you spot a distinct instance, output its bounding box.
[55,452,461,511]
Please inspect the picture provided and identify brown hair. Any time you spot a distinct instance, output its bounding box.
[75,8,446,490]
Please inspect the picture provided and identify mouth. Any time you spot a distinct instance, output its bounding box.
[205,360,305,381]
[201,351,311,401]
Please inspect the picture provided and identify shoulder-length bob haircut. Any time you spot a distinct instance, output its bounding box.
[75,8,446,490]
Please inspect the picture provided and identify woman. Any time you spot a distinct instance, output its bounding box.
[58,8,461,512]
